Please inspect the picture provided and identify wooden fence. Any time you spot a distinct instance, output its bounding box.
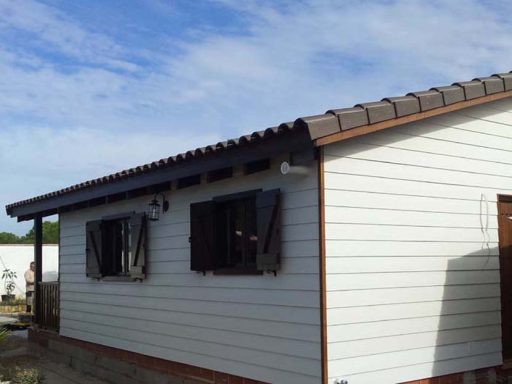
[36,282,59,331]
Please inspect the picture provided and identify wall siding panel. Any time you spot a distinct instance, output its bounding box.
[325,100,512,384]
[59,157,320,384]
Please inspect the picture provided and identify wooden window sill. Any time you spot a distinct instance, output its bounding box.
[213,268,263,276]
[96,276,139,282]
[502,360,512,370]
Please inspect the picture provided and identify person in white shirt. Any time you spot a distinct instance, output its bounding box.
[24,261,35,313]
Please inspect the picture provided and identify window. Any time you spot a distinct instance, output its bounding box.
[85,213,147,280]
[103,218,130,276]
[216,196,258,272]
[190,189,281,274]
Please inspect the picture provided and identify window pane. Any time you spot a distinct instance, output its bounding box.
[214,195,258,272]
[216,205,229,268]
[230,201,244,267]
[104,218,130,276]
[246,199,257,265]
[110,221,122,274]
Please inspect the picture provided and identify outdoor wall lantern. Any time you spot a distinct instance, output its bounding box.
[148,193,169,221]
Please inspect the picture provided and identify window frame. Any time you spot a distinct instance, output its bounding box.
[85,211,147,281]
[190,188,281,275]
[213,192,261,275]
[102,215,132,277]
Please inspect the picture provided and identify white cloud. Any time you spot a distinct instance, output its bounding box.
[0,126,220,234]
[0,0,136,70]
[2,0,512,234]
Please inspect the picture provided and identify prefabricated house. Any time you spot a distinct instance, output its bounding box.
[5,72,512,384]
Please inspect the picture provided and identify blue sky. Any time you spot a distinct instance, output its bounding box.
[1,0,512,234]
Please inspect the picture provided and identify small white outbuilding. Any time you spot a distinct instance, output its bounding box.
[0,244,58,297]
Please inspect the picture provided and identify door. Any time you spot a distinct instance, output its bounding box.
[498,197,512,361]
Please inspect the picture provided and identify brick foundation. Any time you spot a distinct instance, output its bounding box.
[30,328,512,384]
[28,328,268,384]
[401,366,512,384]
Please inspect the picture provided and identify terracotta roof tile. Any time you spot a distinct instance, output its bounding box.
[453,80,486,100]
[355,101,396,124]
[327,107,369,131]
[383,96,420,117]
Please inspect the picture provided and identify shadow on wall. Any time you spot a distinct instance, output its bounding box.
[431,246,503,381]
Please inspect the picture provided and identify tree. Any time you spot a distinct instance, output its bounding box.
[0,232,19,244]
[42,221,59,244]
[0,221,59,244]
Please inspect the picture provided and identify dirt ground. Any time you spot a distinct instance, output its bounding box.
[0,331,108,384]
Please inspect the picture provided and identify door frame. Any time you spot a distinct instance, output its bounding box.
[498,194,512,363]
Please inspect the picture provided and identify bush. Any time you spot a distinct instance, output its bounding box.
[12,368,44,384]
[0,298,25,307]
[0,327,9,344]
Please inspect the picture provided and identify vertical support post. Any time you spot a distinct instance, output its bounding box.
[34,215,43,324]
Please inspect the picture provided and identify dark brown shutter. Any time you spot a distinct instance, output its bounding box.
[256,189,281,272]
[86,220,103,278]
[129,213,147,280]
[190,201,217,272]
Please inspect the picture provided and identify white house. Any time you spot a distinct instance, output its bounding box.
[0,245,58,297]
[5,72,512,384]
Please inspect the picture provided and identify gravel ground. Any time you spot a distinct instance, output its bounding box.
[0,332,109,384]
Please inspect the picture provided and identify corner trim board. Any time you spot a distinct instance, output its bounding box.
[318,147,328,383]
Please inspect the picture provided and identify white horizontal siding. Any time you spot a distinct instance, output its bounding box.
[59,156,321,384]
[325,99,512,384]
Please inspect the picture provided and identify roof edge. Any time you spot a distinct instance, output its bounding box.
[314,89,512,146]
[7,129,313,221]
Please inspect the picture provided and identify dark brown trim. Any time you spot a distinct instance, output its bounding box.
[57,217,61,329]
[34,216,43,325]
[498,194,512,203]
[213,189,261,202]
[206,167,233,183]
[314,90,512,146]
[243,158,271,175]
[9,131,311,221]
[177,174,201,189]
[497,195,512,362]
[318,147,328,384]
[212,267,263,275]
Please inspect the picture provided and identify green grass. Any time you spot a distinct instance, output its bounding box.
[0,326,9,344]
[0,298,25,306]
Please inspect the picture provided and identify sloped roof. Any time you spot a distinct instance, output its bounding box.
[6,71,512,219]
